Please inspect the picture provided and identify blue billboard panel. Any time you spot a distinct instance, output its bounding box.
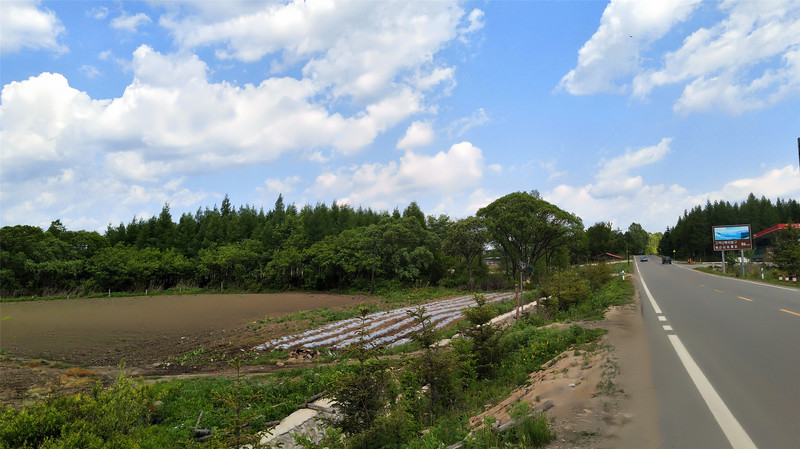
[712,225,752,251]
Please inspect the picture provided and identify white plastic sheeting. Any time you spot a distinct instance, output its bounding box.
[253,292,516,351]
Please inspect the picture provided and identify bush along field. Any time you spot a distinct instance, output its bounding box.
[0,267,630,449]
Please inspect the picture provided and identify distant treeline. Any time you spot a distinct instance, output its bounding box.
[10,191,791,298]
[0,191,625,298]
[659,194,800,259]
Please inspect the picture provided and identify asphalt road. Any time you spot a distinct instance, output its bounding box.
[634,258,800,449]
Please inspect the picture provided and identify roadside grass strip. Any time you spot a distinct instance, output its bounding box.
[254,292,516,351]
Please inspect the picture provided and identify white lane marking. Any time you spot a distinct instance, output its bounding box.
[663,325,673,331]
[638,262,758,449]
[658,315,667,322]
[668,335,758,449]
[635,261,662,314]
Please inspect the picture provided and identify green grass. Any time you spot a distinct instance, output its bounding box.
[694,266,799,288]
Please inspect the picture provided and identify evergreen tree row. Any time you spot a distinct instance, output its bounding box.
[0,192,597,298]
[658,193,800,260]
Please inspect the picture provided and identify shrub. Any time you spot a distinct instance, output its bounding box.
[459,294,504,379]
[581,262,612,291]
[539,268,590,313]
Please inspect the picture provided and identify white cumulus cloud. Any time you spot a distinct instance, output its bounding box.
[559,0,700,95]
[311,142,485,210]
[561,0,800,114]
[397,121,434,149]
[111,12,152,33]
[0,0,66,54]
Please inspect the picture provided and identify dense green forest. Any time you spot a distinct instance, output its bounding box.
[6,190,793,299]
[1,192,601,298]
[658,193,800,260]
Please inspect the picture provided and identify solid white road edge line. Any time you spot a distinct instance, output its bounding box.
[635,261,662,314]
[668,335,757,449]
[637,262,758,449]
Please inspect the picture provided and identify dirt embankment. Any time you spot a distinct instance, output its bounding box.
[473,289,662,448]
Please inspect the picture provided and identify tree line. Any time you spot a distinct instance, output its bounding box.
[1,191,656,298]
[658,193,800,261]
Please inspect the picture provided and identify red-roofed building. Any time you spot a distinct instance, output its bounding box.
[593,252,623,262]
[752,223,800,262]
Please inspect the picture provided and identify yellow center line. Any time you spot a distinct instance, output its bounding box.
[737,296,753,302]
[714,289,724,293]
[780,309,800,318]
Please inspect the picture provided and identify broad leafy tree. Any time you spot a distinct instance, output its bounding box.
[442,217,486,287]
[477,191,582,279]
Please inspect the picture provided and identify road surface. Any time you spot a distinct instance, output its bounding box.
[634,258,800,449]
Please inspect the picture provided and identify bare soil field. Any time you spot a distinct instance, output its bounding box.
[1,292,371,367]
[0,292,377,406]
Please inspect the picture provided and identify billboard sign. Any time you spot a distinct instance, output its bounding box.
[712,224,752,251]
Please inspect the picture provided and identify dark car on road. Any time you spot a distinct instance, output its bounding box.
[640,256,648,262]
[662,256,671,264]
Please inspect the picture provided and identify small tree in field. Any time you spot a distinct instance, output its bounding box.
[327,307,392,437]
[460,294,503,379]
[406,307,461,421]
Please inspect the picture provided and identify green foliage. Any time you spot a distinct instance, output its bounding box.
[459,294,504,379]
[405,307,463,418]
[442,217,487,287]
[581,262,612,291]
[463,405,554,448]
[539,268,591,314]
[326,308,395,438]
[0,369,156,448]
[2,303,612,449]
[205,359,271,448]
[664,195,799,259]
[535,275,632,323]
[477,192,583,281]
[772,222,800,274]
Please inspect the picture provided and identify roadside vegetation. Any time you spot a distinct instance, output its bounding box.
[0,269,630,448]
[658,194,799,262]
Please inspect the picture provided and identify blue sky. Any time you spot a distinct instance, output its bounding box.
[2,0,799,234]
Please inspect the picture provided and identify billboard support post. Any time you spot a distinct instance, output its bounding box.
[722,250,726,274]
[741,250,745,277]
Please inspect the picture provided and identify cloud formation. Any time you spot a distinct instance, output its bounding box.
[544,138,799,232]
[111,12,153,33]
[311,142,485,210]
[397,121,434,149]
[0,0,66,54]
[0,1,480,229]
[559,0,700,95]
[561,0,800,113]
